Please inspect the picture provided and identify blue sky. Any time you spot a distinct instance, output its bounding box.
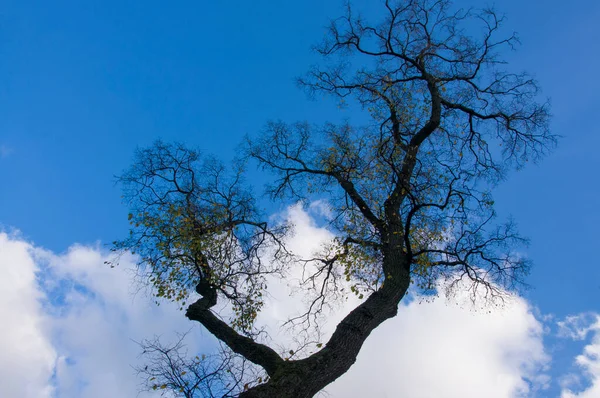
[1,0,599,397]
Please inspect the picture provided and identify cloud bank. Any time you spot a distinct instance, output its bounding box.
[0,206,596,397]
[1,232,210,398]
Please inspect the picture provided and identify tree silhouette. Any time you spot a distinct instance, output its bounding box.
[113,1,554,396]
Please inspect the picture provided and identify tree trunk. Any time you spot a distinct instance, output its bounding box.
[241,259,410,397]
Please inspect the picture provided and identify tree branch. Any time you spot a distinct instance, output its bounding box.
[186,282,284,377]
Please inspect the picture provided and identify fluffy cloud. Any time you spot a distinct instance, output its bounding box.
[0,232,213,398]
[260,205,551,397]
[1,206,592,397]
[325,294,549,398]
[0,232,56,398]
[559,313,600,397]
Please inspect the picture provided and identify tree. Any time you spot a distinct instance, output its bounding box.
[113,1,554,396]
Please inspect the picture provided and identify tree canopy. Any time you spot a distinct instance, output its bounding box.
[113,1,554,396]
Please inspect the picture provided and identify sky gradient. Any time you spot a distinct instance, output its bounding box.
[1,0,599,396]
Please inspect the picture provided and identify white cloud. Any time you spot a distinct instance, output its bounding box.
[256,204,341,350]
[259,205,551,397]
[559,313,600,398]
[0,232,213,398]
[308,199,334,220]
[39,244,218,398]
[558,313,599,340]
[0,232,56,398]
[0,206,585,398]
[325,293,550,398]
